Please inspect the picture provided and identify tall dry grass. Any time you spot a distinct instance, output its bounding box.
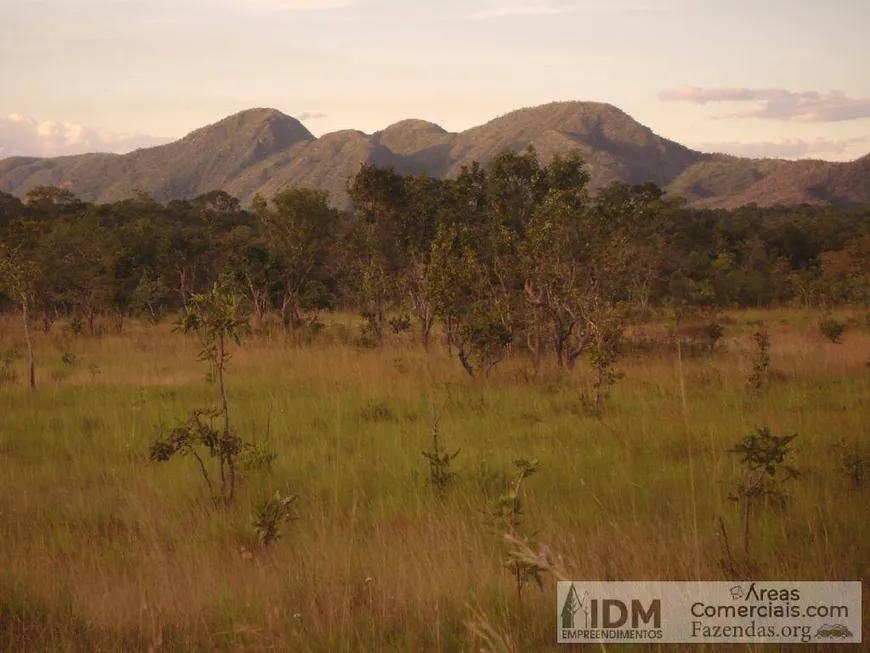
[0,309,868,651]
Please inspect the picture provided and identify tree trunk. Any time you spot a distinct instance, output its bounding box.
[247,279,265,321]
[217,331,234,506]
[21,296,35,390]
[457,344,475,378]
[86,306,95,336]
[743,463,753,558]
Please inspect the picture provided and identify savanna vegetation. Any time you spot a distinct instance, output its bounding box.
[1,147,869,651]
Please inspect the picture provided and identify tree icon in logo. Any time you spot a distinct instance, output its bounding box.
[561,585,590,629]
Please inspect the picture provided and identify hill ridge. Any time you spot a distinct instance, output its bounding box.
[1,102,867,210]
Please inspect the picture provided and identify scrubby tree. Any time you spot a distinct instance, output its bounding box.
[253,188,338,327]
[0,238,39,388]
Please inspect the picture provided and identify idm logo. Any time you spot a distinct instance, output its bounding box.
[561,584,661,629]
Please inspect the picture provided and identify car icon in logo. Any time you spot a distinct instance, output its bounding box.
[815,624,853,639]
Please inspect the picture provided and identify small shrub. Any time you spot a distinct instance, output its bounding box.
[252,491,298,547]
[61,352,77,367]
[388,313,412,335]
[69,315,84,337]
[149,408,242,506]
[834,442,870,489]
[747,328,771,392]
[818,316,845,344]
[239,442,278,475]
[307,316,325,334]
[704,322,725,351]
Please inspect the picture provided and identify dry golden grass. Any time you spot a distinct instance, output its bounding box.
[0,309,868,651]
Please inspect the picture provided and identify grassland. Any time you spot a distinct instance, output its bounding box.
[1,309,869,652]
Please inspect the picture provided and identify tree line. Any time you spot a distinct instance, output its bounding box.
[1,147,869,374]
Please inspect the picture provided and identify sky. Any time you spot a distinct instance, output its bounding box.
[2,0,869,160]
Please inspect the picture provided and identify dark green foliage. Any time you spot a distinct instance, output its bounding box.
[727,427,799,558]
[581,314,625,418]
[747,328,772,391]
[421,408,460,494]
[818,315,845,343]
[149,408,242,506]
[834,442,870,489]
[388,313,412,335]
[68,315,84,337]
[1,155,869,357]
[704,321,725,350]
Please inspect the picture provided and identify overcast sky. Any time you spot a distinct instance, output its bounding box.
[2,0,869,160]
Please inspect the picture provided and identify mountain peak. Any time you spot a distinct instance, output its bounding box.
[1,101,866,210]
[379,119,448,135]
[374,119,453,164]
[182,108,314,146]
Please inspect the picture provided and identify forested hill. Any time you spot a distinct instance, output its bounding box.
[1,102,868,210]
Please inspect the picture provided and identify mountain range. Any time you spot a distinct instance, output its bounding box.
[1,102,868,210]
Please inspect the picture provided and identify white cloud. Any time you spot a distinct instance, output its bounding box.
[694,136,870,161]
[0,114,175,158]
[659,86,870,123]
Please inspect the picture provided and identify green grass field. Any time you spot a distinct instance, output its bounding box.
[1,310,868,652]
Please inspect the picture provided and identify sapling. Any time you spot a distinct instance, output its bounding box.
[580,316,624,418]
[490,459,541,607]
[149,282,251,506]
[252,491,298,547]
[727,427,799,559]
[421,405,460,495]
[747,328,771,392]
